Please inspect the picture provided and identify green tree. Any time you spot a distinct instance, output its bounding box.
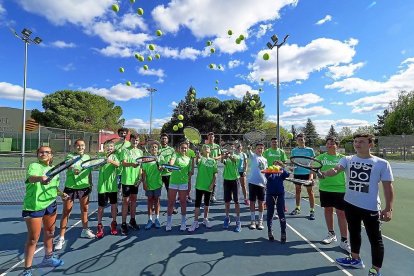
[374,109,389,136]
[326,125,338,140]
[381,91,414,135]
[302,118,319,147]
[354,125,375,135]
[31,90,124,132]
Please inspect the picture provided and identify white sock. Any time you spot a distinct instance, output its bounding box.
[181,215,186,224]
[167,215,172,223]
[148,215,152,221]
[156,214,159,219]
[259,212,263,221]
[250,212,255,221]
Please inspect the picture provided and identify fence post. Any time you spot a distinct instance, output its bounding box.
[64,129,67,153]
[38,125,41,148]
[402,133,406,161]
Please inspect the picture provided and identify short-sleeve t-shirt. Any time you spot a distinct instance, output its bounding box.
[265,169,290,194]
[263,148,287,166]
[23,162,60,211]
[316,152,346,193]
[170,153,191,185]
[223,154,240,181]
[159,146,175,176]
[339,155,394,211]
[195,157,218,191]
[65,153,92,189]
[207,143,221,158]
[291,147,315,175]
[237,152,248,172]
[142,158,164,190]
[97,155,119,193]
[115,139,131,175]
[247,152,268,187]
[120,147,143,185]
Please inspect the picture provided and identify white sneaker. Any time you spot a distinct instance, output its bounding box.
[180,222,187,231]
[54,238,65,250]
[188,221,199,232]
[340,240,351,254]
[81,228,96,239]
[257,220,264,230]
[186,197,193,203]
[249,221,256,230]
[166,222,172,232]
[203,218,213,228]
[322,232,337,244]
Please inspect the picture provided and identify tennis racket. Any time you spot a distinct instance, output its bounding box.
[45,155,82,179]
[243,129,266,144]
[285,177,313,186]
[136,156,158,164]
[183,126,202,153]
[289,156,323,178]
[80,157,107,169]
[221,142,235,155]
[160,164,181,171]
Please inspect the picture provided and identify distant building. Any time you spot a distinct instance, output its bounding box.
[0,107,38,133]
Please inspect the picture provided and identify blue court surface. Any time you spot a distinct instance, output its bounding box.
[0,170,413,276]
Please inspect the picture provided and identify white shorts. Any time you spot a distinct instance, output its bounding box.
[169,183,188,191]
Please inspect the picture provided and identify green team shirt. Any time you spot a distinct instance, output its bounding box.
[115,139,131,175]
[207,143,221,158]
[223,154,240,180]
[142,157,164,190]
[170,153,191,185]
[316,152,346,193]
[97,155,119,193]
[263,148,287,166]
[64,153,92,189]
[195,157,218,191]
[159,146,175,176]
[23,162,60,211]
[120,147,143,185]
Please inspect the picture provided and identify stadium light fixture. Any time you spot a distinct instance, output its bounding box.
[146,87,157,135]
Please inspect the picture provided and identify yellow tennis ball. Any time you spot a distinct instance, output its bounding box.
[119,67,125,73]
[155,53,161,59]
[250,100,256,106]
[126,81,131,86]
[156,30,163,36]
[206,40,212,46]
[239,34,245,40]
[137,8,144,16]
[178,114,184,120]
[173,125,178,131]
[263,53,270,60]
[147,56,153,61]
[138,55,145,62]
[143,65,149,70]
[228,30,233,36]
[210,48,215,54]
[254,109,260,116]
[287,133,294,139]
[178,122,183,128]
[148,44,155,51]
[235,38,241,44]
[112,4,119,12]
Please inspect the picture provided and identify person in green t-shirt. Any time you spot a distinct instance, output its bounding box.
[55,139,94,251]
[22,146,65,275]
[205,132,221,202]
[315,137,350,253]
[96,141,120,239]
[186,147,196,203]
[165,140,192,232]
[159,133,178,214]
[119,134,143,234]
[236,143,249,205]
[188,145,218,232]
[263,137,288,166]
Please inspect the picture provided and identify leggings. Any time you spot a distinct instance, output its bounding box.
[266,193,286,233]
[344,202,384,268]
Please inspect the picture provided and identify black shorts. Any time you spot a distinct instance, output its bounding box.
[98,192,118,207]
[63,187,91,201]
[223,179,239,203]
[195,189,212,208]
[122,184,138,197]
[293,174,311,186]
[319,190,346,210]
[249,184,265,202]
[162,175,170,191]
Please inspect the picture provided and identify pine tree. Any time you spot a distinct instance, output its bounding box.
[302,118,319,147]
[326,125,338,140]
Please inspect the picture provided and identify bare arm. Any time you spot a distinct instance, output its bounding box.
[321,164,345,177]
[380,181,394,221]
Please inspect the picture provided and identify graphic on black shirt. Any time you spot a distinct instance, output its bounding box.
[349,161,372,193]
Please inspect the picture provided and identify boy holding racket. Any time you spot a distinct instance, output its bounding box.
[22,146,65,276]
[289,133,316,220]
[96,140,120,238]
[120,134,143,234]
[55,139,94,251]
[321,133,394,276]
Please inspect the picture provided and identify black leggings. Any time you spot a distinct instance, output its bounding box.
[344,202,384,268]
[266,193,286,233]
[195,189,212,208]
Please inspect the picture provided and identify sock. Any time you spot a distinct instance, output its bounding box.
[258,212,263,221]
[341,237,347,242]
[329,230,335,235]
[181,215,186,224]
[310,208,314,212]
[167,215,172,223]
[156,214,159,219]
[236,216,240,222]
[296,206,301,210]
[250,212,255,221]
[148,215,153,221]
[24,267,32,272]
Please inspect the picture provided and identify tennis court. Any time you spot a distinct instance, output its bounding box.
[0,162,413,275]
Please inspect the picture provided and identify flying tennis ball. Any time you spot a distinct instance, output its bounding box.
[239,34,245,40]
[138,55,145,62]
[119,67,125,73]
[130,0,135,3]
[191,88,196,94]
[112,4,119,12]
[215,80,219,84]
[173,125,178,131]
[259,88,263,92]
[143,65,149,70]
[254,109,260,116]
[126,81,131,86]
[178,122,184,128]
[178,114,184,120]
[261,77,264,82]
[134,53,140,59]
[147,56,153,61]
[217,65,222,69]
[210,48,215,54]
[235,38,241,44]
[206,40,212,46]
[215,87,218,90]
[190,98,195,102]
[228,29,233,36]
[209,63,215,69]
[155,53,161,59]
[250,100,256,106]
[287,133,294,139]
[156,30,163,36]
[263,53,270,60]
[260,108,265,114]
[137,8,144,16]
[148,44,155,51]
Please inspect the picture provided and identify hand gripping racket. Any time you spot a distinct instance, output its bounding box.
[81,138,127,169]
[289,156,323,178]
[45,155,82,179]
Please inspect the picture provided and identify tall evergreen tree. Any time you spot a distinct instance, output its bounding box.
[326,125,339,140]
[302,118,319,147]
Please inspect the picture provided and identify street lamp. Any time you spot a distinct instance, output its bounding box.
[266,34,289,148]
[11,27,42,167]
[146,87,157,135]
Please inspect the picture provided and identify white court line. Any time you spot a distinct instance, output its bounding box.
[1,208,98,276]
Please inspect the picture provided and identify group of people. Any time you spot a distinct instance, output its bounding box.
[22,128,393,276]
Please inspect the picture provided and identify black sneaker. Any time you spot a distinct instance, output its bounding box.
[129,218,139,230]
[172,208,178,215]
[268,231,275,241]
[281,233,287,244]
[121,222,128,235]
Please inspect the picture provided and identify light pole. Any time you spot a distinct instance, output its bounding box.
[146,88,157,135]
[266,34,289,148]
[11,28,42,167]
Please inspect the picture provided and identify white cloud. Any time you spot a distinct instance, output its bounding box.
[138,67,165,82]
[125,117,171,130]
[255,23,273,38]
[50,40,76,48]
[0,3,6,15]
[119,13,148,31]
[325,78,385,93]
[249,38,358,84]
[280,106,332,119]
[157,46,202,60]
[315,15,332,25]
[59,63,76,71]
[228,59,243,69]
[283,93,323,107]
[330,101,344,105]
[96,45,134,58]
[0,82,47,101]
[218,84,259,99]
[85,83,148,101]
[212,36,247,54]
[169,101,178,108]
[335,119,370,127]
[327,62,365,80]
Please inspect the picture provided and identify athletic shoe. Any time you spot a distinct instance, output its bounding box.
[274,213,279,219]
[39,254,64,267]
[81,228,95,239]
[340,240,351,254]
[121,223,129,235]
[290,208,300,215]
[186,196,193,203]
[322,232,337,244]
[110,221,118,235]
[203,218,213,228]
[309,210,315,220]
[175,199,180,204]
[268,231,275,241]
[23,268,33,276]
[154,218,161,229]
[188,221,199,232]
[210,196,217,203]
[145,219,154,230]
[234,221,242,233]
[129,218,139,230]
[244,199,250,205]
[257,220,264,230]
[281,233,287,244]
[172,208,178,215]
[54,238,65,251]
[368,268,381,276]
[96,223,104,239]
[165,221,172,232]
[335,256,365,269]
[249,221,256,230]
[223,217,230,229]
[180,222,187,231]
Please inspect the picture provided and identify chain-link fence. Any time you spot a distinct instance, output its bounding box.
[377,134,414,161]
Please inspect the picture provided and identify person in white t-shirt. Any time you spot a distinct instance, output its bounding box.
[321,133,394,276]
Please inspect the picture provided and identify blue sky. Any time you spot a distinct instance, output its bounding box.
[0,0,413,135]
